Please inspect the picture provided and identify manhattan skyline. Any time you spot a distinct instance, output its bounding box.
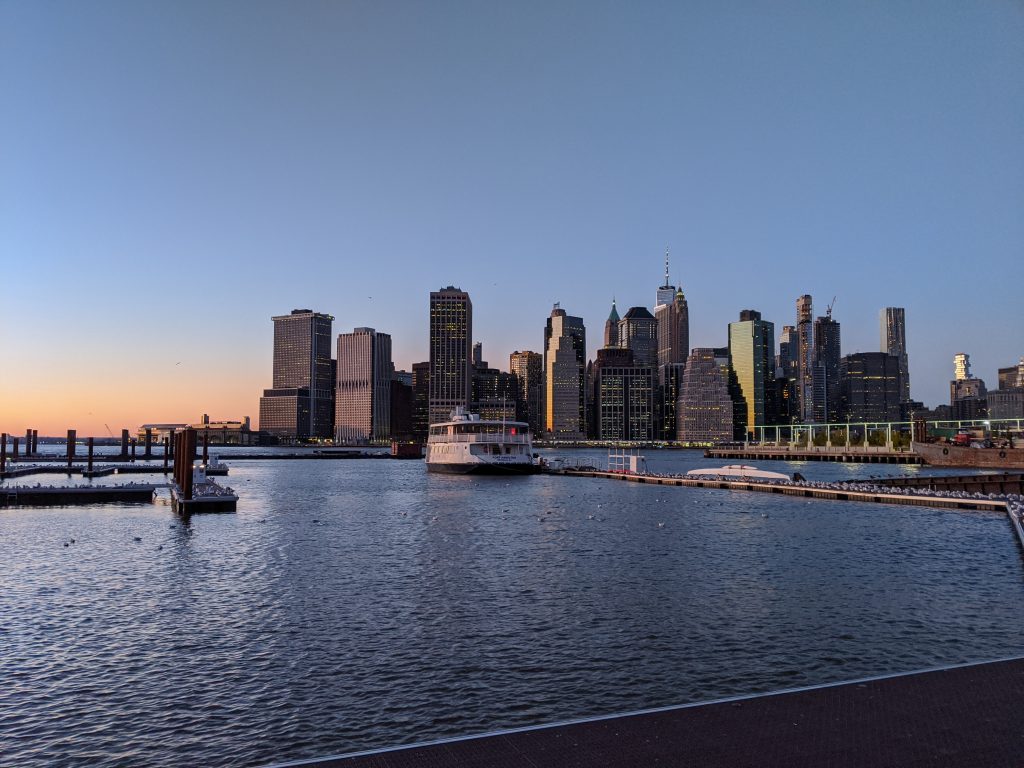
[2,1,1022,434]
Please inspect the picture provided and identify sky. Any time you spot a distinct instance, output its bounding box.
[1,0,1022,435]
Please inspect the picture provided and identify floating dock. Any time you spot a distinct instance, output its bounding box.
[0,484,157,507]
[170,481,237,513]
[705,446,921,464]
[270,655,1024,768]
[549,468,1008,513]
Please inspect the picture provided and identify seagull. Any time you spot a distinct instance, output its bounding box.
[175,362,181,366]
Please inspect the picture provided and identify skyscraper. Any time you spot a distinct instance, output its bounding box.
[591,347,656,440]
[335,327,392,444]
[411,361,430,440]
[728,310,775,438]
[655,250,676,307]
[656,286,690,369]
[676,348,735,444]
[813,313,841,423]
[777,324,799,424]
[510,350,543,435]
[603,299,620,348]
[618,306,658,366]
[839,353,901,422]
[880,308,910,402]
[259,309,334,441]
[544,305,587,439]
[429,286,472,425]
[796,295,814,422]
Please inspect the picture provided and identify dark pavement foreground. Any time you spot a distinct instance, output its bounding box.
[273,657,1024,768]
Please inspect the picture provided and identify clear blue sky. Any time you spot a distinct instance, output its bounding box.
[2,0,1022,432]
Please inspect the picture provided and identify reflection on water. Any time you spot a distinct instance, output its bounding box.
[2,450,1023,767]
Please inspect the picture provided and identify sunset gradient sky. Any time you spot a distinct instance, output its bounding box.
[2,1,1022,435]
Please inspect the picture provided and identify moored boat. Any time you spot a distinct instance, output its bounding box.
[913,441,1024,470]
[425,408,538,474]
[686,464,790,481]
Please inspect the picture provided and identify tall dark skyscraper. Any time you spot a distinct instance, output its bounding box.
[510,350,542,435]
[429,286,472,425]
[258,309,334,441]
[544,304,587,439]
[796,295,814,422]
[880,307,910,402]
[728,309,775,437]
[839,352,901,422]
[812,312,841,423]
[777,324,799,424]
[411,361,430,440]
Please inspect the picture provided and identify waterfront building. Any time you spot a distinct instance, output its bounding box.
[618,306,658,367]
[137,416,257,446]
[796,295,815,421]
[676,348,735,444]
[411,361,430,440]
[728,310,775,438]
[510,350,543,435]
[335,328,392,445]
[880,307,911,402]
[603,299,620,348]
[839,352,901,423]
[812,313,842,423]
[259,309,334,441]
[658,362,686,442]
[544,305,587,439]
[429,287,473,426]
[592,348,656,441]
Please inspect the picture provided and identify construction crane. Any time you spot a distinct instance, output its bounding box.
[104,423,114,437]
[826,296,837,319]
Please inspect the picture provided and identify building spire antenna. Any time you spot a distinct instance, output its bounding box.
[664,248,670,287]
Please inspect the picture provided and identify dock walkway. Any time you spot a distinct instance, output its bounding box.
[269,655,1024,768]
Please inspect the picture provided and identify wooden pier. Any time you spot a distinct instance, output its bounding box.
[549,468,1008,513]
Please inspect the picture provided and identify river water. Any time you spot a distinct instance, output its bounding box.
[2,448,1023,766]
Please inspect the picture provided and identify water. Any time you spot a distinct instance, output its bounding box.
[2,450,1023,767]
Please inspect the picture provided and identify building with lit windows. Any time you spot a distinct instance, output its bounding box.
[592,348,656,441]
[259,309,334,441]
[544,305,587,439]
[839,352,901,422]
[510,350,543,435]
[728,310,775,438]
[813,313,841,423]
[335,327,392,444]
[429,287,472,426]
[618,306,658,367]
[796,295,814,421]
[676,348,735,444]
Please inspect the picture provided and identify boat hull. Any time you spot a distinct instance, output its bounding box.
[426,461,539,475]
[913,442,1024,470]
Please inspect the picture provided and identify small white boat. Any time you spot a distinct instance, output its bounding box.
[686,464,790,481]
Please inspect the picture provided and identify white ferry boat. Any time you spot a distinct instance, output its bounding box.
[425,408,538,475]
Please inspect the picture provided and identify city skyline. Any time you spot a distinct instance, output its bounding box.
[2,1,1023,434]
